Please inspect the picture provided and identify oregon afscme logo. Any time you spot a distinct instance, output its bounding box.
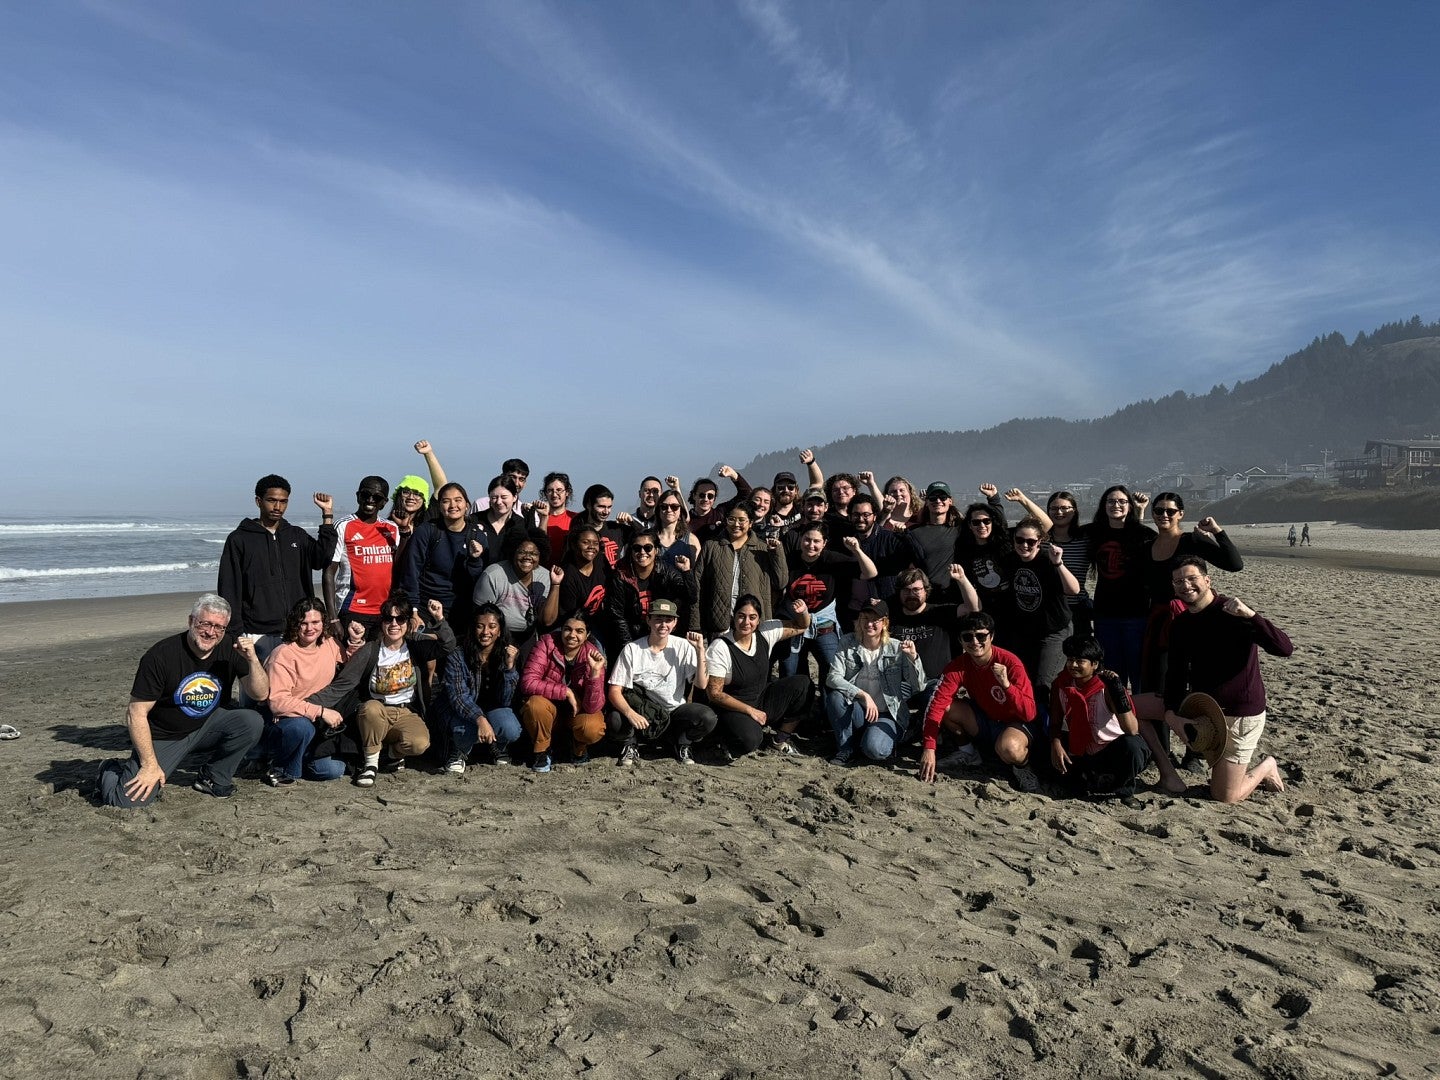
[174,672,223,719]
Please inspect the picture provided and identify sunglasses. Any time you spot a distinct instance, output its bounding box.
[381,614,408,624]
[631,543,656,553]
[1014,537,1040,548]
[1153,507,1181,517]
[960,631,991,643]
[969,518,993,527]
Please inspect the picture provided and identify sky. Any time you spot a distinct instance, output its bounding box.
[2,0,1437,518]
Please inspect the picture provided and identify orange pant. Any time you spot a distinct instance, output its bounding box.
[520,696,605,754]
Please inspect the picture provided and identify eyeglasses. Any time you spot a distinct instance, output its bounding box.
[515,550,540,560]
[1014,537,1040,548]
[1106,499,1130,507]
[381,614,408,624]
[192,620,229,634]
[544,486,568,496]
[725,517,749,525]
[1153,507,1181,517]
[969,518,992,527]
[641,488,662,497]
[960,631,991,643]
[631,543,656,553]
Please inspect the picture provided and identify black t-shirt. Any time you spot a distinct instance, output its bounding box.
[783,549,860,617]
[130,632,251,740]
[997,556,1071,645]
[557,562,608,627]
[888,603,963,678]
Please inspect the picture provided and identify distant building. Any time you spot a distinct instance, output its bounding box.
[1335,438,1440,488]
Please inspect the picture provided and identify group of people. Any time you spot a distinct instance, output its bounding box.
[98,441,1292,810]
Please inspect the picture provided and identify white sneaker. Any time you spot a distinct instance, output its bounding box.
[937,744,981,769]
[445,754,466,775]
[1012,764,1041,793]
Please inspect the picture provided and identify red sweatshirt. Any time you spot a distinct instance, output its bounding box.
[922,646,1036,750]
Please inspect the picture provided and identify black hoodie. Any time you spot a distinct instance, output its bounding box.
[217,517,339,634]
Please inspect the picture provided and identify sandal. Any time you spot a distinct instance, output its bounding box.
[355,764,378,788]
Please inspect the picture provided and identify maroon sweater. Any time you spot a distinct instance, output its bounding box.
[1164,594,1292,716]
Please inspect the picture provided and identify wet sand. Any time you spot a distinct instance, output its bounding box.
[1,558,1437,1078]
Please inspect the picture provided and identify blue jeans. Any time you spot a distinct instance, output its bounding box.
[779,624,841,684]
[261,716,317,780]
[825,689,903,760]
[1094,616,1146,692]
[451,707,522,756]
[303,755,348,781]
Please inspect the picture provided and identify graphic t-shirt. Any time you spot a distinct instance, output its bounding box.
[888,603,963,678]
[332,515,400,615]
[130,632,251,740]
[371,644,418,706]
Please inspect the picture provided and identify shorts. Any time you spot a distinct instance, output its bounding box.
[1208,711,1265,767]
[971,702,1034,751]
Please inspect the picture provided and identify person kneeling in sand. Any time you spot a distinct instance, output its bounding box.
[917,612,1040,791]
[606,599,718,766]
[1049,635,1149,800]
[1163,557,1291,804]
[98,594,268,806]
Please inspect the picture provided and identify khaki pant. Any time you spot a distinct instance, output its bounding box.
[357,701,431,758]
[519,696,605,754]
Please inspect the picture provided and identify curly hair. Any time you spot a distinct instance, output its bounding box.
[281,597,331,644]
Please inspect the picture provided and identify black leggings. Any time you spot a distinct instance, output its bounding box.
[714,674,811,754]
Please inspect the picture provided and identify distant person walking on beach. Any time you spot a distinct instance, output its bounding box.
[98,594,267,807]
[1164,557,1291,804]
[1301,523,1311,546]
[1287,525,1297,547]
[218,475,337,637]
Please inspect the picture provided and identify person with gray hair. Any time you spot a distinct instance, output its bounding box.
[97,594,268,806]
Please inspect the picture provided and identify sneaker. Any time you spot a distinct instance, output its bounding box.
[192,776,236,799]
[676,744,694,766]
[262,769,296,788]
[355,764,378,788]
[445,754,467,775]
[532,752,552,774]
[828,747,854,766]
[937,744,982,769]
[770,737,799,757]
[617,744,640,768]
[1012,764,1041,793]
[571,749,591,766]
[380,751,406,774]
[493,747,511,767]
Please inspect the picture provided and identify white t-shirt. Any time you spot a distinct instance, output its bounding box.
[706,620,786,684]
[610,636,699,712]
[370,644,417,706]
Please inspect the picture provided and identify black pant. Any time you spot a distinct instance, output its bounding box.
[1065,734,1149,797]
[607,689,718,748]
[714,674,811,755]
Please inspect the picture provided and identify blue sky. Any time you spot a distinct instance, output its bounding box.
[2,1,1436,517]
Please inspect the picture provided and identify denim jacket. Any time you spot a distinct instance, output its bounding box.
[825,635,925,720]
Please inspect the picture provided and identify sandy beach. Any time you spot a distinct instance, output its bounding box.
[2,547,1438,1078]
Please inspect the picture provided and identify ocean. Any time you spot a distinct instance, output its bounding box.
[0,516,241,604]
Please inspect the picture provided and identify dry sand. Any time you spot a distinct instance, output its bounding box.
[1,554,1437,1079]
